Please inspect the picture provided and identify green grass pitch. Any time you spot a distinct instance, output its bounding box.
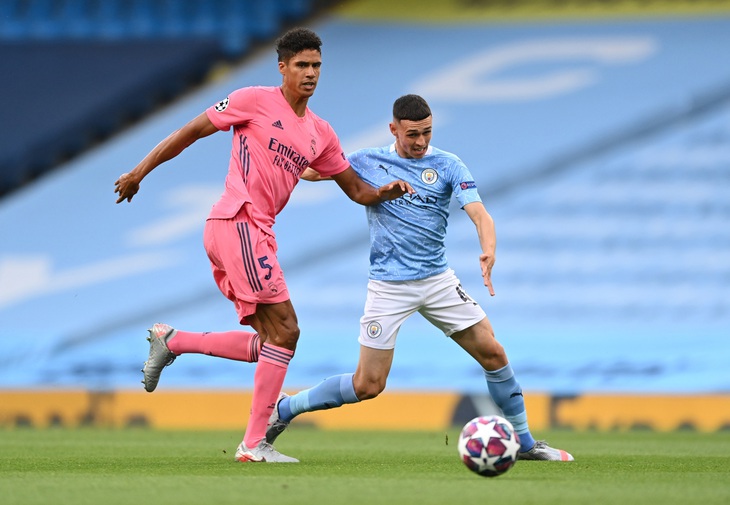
[1,428,729,505]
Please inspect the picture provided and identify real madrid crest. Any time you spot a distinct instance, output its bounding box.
[421,168,438,184]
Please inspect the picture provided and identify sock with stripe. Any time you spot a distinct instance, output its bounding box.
[167,330,260,362]
[243,343,294,448]
[484,363,536,452]
[277,373,359,423]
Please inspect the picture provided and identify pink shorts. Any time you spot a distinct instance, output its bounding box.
[203,215,290,325]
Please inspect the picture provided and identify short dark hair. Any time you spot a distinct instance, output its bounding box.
[275,27,322,62]
[393,94,431,122]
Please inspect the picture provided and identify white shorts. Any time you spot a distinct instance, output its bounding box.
[358,268,487,350]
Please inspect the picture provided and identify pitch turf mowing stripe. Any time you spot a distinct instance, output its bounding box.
[0,429,728,505]
[336,0,730,22]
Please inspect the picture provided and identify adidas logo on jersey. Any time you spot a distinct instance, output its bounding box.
[272,120,284,129]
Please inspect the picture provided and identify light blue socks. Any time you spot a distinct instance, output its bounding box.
[277,366,536,453]
[278,373,359,423]
[484,363,536,452]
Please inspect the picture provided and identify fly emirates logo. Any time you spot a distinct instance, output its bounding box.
[268,137,310,177]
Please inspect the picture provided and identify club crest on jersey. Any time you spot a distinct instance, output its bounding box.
[214,97,229,112]
[421,168,438,184]
[366,321,382,339]
[310,138,317,156]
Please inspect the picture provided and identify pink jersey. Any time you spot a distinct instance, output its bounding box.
[205,86,350,235]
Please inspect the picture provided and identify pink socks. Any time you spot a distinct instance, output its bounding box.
[167,330,260,362]
[243,343,294,448]
[165,331,292,449]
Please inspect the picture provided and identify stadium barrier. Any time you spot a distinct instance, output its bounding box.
[1,390,728,432]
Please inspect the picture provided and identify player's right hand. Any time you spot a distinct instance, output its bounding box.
[114,173,140,203]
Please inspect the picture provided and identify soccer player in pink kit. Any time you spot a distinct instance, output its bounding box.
[114,28,412,463]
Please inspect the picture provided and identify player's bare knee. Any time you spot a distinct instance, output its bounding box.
[353,380,385,401]
[266,324,300,349]
[487,339,506,359]
[482,341,508,369]
[281,325,300,348]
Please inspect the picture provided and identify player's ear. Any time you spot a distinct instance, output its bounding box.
[389,122,397,137]
[278,60,286,75]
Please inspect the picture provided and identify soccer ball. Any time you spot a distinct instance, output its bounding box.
[458,415,521,477]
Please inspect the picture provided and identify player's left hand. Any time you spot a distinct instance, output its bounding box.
[479,252,495,296]
[377,180,415,201]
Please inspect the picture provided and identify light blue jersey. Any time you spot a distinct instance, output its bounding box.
[348,143,482,281]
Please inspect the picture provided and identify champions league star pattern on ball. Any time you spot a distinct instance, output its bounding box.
[458,415,521,477]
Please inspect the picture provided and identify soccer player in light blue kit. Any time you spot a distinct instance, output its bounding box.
[267,94,573,461]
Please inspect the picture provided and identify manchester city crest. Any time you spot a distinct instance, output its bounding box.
[421,168,438,184]
[367,321,382,338]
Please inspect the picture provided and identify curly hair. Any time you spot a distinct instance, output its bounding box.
[275,27,322,62]
[393,94,432,122]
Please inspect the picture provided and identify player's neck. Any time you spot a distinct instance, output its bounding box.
[279,86,309,117]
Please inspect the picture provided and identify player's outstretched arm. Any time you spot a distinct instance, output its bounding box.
[301,168,331,181]
[114,112,219,203]
[464,202,496,296]
[331,167,414,206]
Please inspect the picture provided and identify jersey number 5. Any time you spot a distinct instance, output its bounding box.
[258,256,273,280]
